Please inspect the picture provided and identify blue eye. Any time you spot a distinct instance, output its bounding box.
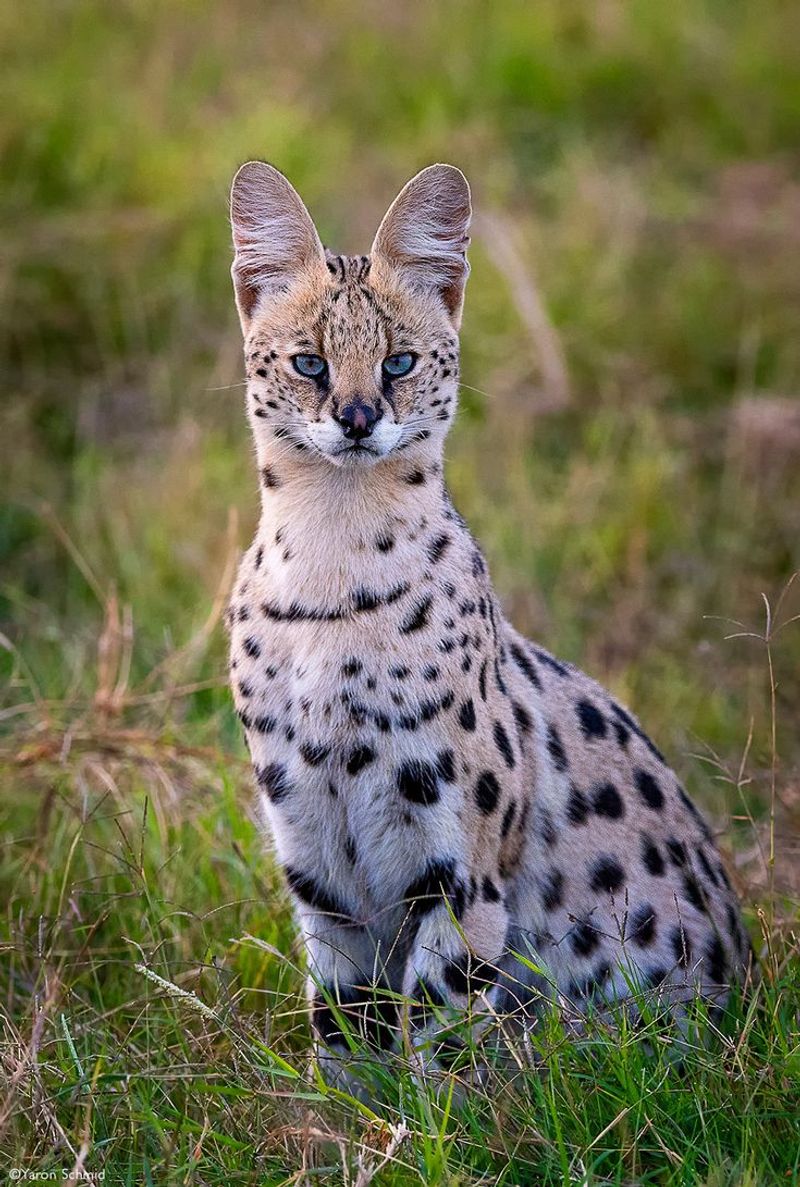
[382,353,416,379]
[293,354,327,378]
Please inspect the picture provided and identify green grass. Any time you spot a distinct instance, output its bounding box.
[2,0,800,1181]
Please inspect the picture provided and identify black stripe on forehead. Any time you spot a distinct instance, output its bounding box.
[324,251,371,284]
[318,257,391,356]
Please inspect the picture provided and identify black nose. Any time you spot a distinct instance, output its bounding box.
[335,398,381,441]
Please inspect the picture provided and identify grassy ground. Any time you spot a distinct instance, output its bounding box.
[2,0,800,1181]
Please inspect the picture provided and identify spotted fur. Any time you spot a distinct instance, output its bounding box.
[226,162,749,1087]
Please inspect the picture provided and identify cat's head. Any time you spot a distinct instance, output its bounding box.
[229,162,471,468]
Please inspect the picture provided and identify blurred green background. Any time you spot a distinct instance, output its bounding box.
[2,2,800,1178]
[3,0,799,804]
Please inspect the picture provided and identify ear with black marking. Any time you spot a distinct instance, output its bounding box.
[371,164,471,327]
[230,161,326,331]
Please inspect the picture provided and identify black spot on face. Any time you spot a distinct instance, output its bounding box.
[474,771,500,814]
[376,532,395,553]
[261,465,280,489]
[458,699,476,731]
[397,760,440,805]
[630,903,657,947]
[346,745,375,775]
[590,856,626,895]
[635,769,665,811]
[405,468,426,485]
[482,875,501,902]
[592,782,625,820]
[576,699,607,740]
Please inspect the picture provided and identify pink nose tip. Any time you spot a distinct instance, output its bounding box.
[336,398,381,441]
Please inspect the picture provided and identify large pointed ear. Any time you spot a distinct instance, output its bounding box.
[230,161,326,331]
[371,164,471,327]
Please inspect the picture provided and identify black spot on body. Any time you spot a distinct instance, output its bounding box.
[300,742,330,767]
[475,771,500,814]
[696,847,720,887]
[670,923,692,968]
[567,785,590,825]
[400,595,432,634]
[512,700,532,735]
[482,876,501,902]
[682,873,708,913]
[571,920,599,957]
[397,760,440,805]
[546,724,568,772]
[436,749,456,782]
[257,763,291,803]
[592,782,625,820]
[501,801,516,837]
[635,769,665,811]
[666,837,687,867]
[376,532,395,553]
[346,745,375,775]
[493,720,515,768]
[458,699,476,731]
[577,699,607,740]
[285,867,349,917]
[590,856,626,894]
[403,858,456,915]
[541,868,564,911]
[630,903,657,947]
[641,835,666,876]
[243,637,261,659]
[427,533,451,563]
[509,642,542,689]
